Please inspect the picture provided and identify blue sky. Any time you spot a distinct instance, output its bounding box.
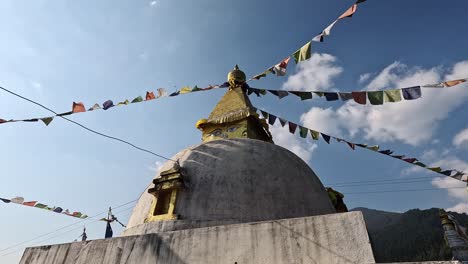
[0,0,467,262]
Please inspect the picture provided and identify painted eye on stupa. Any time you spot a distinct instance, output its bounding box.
[211,129,222,137]
[227,126,240,133]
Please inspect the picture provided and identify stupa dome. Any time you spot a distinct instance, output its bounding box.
[123,138,335,236]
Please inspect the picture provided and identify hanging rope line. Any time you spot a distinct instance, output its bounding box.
[344,186,466,195]
[254,107,467,183]
[245,78,467,105]
[0,86,177,162]
[0,83,227,127]
[248,0,367,82]
[0,198,137,256]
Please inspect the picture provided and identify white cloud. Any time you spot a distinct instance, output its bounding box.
[447,203,468,214]
[270,124,317,163]
[150,1,158,6]
[299,60,468,146]
[148,161,164,173]
[282,53,343,91]
[358,73,371,84]
[453,127,468,149]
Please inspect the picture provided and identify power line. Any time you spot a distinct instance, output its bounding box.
[344,186,465,195]
[0,86,177,162]
[0,198,138,254]
[0,203,137,257]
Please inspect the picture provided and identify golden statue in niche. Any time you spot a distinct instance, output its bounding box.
[196,65,273,143]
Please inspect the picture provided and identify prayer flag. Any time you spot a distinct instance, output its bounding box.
[288,122,298,134]
[414,162,426,167]
[268,90,288,99]
[368,145,379,151]
[105,221,113,238]
[191,86,201,92]
[403,158,417,163]
[220,82,229,88]
[444,79,466,87]
[88,103,101,111]
[346,141,355,150]
[34,203,48,209]
[180,86,192,94]
[352,92,367,104]
[23,118,39,122]
[0,119,7,124]
[383,89,402,102]
[0,198,11,203]
[299,126,308,138]
[339,92,353,101]
[252,70,269,80]
[11,197,24,204]
[379,149,393,155]
[131,96,143,103]
[324,92,339,101]
[273,57,291,76]
[157,88,168,97]
[391,155,405,159]
[53,207,63,213]
[72,102,86,113]
[338,4,357,19]
[146,91,156,100]
[103,100,114,110]
[356,144,367,148]
[310,130,320,140]
[268,114,277,125]
[314,92,324,97]
[428,167,442,172]
[312,20,338,42]
[81,214,88,219]
[440,170,452,176]
[73,212,83,218]
[260,110,269,119]
[402,86,421,100]
[290,91,313,100]
[292,41,312,63]
[169,91,180,96]
[321,133,331,144]
[367,91,384,105]
[23,201,37,207]
[41,117,54,126]
[117,100,129,106]
[279,118,287,127]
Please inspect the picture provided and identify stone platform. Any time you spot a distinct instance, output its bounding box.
[21,212,375,264]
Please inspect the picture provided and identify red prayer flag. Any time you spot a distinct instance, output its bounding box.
[352,92,367,105]
[23,201,38,207]
[0,119,7,124]
[146,91,156,100]
[72,102,86,113]
[338,4,357,19]
[444,79,466,87]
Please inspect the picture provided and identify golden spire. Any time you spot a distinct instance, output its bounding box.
[196,65,273,143]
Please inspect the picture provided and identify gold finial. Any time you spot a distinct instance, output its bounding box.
[227,65,246,87]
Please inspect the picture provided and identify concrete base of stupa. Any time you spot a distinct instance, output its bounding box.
[20,211,376,264]
[19,211,463,264]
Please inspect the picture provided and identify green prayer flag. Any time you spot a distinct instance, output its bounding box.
[192,85,201,92]
[367,91,384,105]
[310,130,319,140]
[41,117,54,126]
[34,203,48,209]
[292,41,312,63]
[428,167,442,172]
[131,96,143,103]
[299,126,308,138]
[383,89,402,102]
[313,92,324,97]
[290,91,313,100]
[368,145,379,151]
[414,162,427,167]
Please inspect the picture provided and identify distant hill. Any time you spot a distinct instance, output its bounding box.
[351,207,468,262]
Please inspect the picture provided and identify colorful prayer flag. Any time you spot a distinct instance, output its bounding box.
[103,100,114,110]
[339,92,353,101]
[260,110,269,119]
[0,198,11,203]
[279,118,287,127]
[72,102,86,113]
[299,126,308,138]
[346,141,355,150]
[444,79,466,87]
[312,20,338,42]
[11,197,24,204]
[131,96,143,103]
[146,91,156,100]
[288,122,298,134]
[292,41,312,63]
[40,117,54,126]
[352,91,367,105]
[383,89,402,102]
[157,88,168,97]
[402,86,421,100]
[88,103,101,111]
[34,203,48,209]
[23,201,37,207]
[290,91,313,100]
[116,100,129,106]
[268,114,277,125]
[324,92,339,101]
[53,207,63,213]
[367,145,379,151]
[273,57,291,76]
[367,91,384,105]
[321,133,331,144]
[310,130,320,140]
[338,4,357,19]
[180,86,192,94]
